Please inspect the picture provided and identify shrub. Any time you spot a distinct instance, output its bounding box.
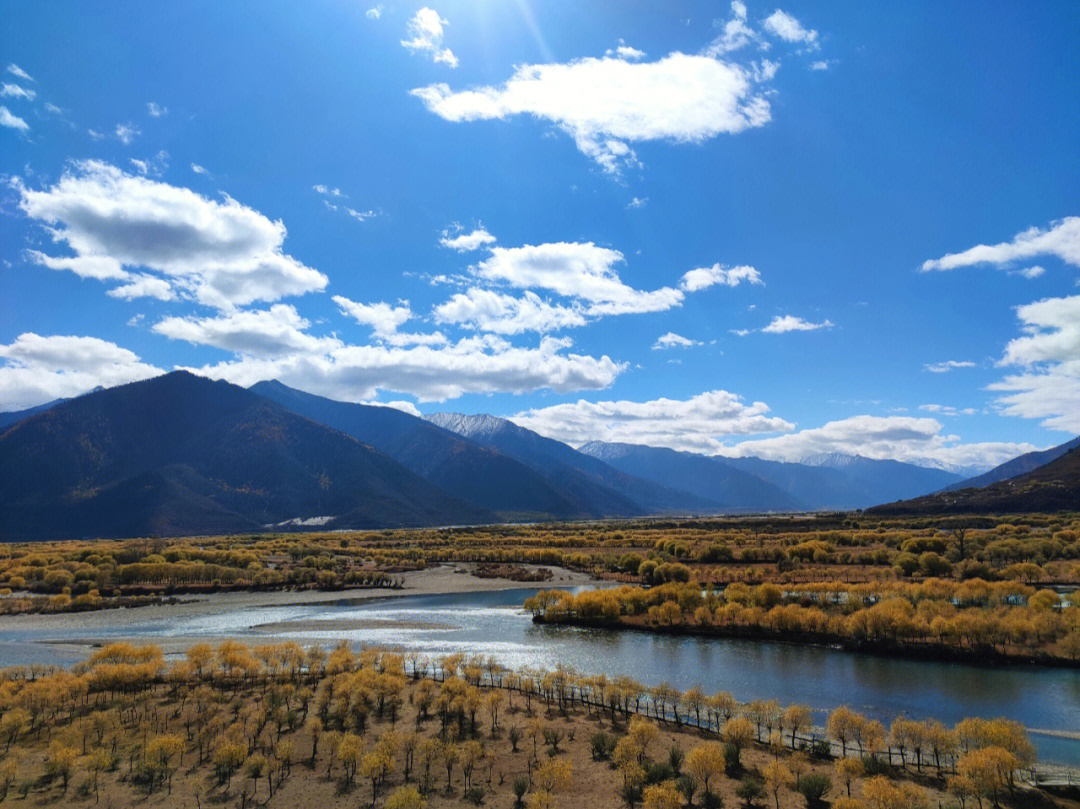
[797,774,831,807]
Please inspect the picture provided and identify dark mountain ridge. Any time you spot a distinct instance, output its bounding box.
[0,372,487,540]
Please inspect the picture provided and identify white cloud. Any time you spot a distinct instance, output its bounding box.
[990,361,1080,433]
[25,250,127,281]
[1000,295,1080,366]
[440,225,496,252]
[190,163,208,175]
[921,216,1080,272]
[918,404,977,417]
[366,5,383,20]
[401,8,458,68]
[762,9,818,47]
[0,106,29,131]
[313,184,344,197]
[334,295,413,335]
[1017,265,1045,279]
[412,49,772,173]
[154,305,339,357]
[761,315,833,333]
[17,161,327,309]
[810,60,835,71]
[511,390,793,454]
[1,83,35,101]
[115,122,140,144]
[924,360,976,373]
[146,101,167,117]
[652,332,702,350]
[707,1,766,55]
[605,43,646,61]
[680,263,762,291]
[107,274,176,301]
[6,64,33,82]
[983,295,1080,432]
[44,102,63,115]
[344,207,376,222]
[627,196,648,209]
[187,334,624,403]
[0,333,162,410]
[433,288,587,335]
[476,242,684,315]
[720,415,1037,471]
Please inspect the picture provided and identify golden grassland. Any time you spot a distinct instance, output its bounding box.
[1,514,1078,617]
[0,641,1068,809]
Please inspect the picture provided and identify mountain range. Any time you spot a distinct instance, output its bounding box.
[869,447,1080,514]
[0,372,1075,540]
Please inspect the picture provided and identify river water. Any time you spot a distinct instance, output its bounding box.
[1,587,1076,764]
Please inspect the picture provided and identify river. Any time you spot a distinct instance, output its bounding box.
[1,586,1076,765]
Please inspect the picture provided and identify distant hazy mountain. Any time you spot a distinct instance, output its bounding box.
[579,444,962,511]
[577,441,803,512]
[250,380,586,519]
[426,413,717,515]
[0,372,488,541]
[797,453,962,504]
[942,436,1080,492]
[870,447,1080,514]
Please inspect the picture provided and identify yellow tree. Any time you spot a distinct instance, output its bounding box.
[762,760,794,809]
[643,781,683,809]
[957,746,1019,809]
[684,742,725,797]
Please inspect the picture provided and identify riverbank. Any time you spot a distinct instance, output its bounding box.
[532,612,1080,670]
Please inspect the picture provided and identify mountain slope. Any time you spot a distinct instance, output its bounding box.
[943,436,1080,492]
[426,413,717,515]
[577,441,803,512]
[249,381,582,519]
[0,372,488,540]
[869,448,1080,514]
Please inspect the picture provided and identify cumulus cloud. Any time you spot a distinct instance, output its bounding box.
[6,64,33,82]
[333,295,447,346]
[153,305,340,357]
[0,333,162,410]
[401,8,458,67]
[1,83,35,101]
[186,334,624,403]
[440,225,496,252]
[476,242,684,315]
[412,48,772,173]
[921,216,1080,272]
[511,390,793,454]
[0,106,29,131]
[999,296,1080,367]
[190,163,208,175]
[680,263,762,291]
[17,161,327,309]
[720,415,1037,471]
[366,6,383,20]
[762,10,818,47]
[652,332,702,350]
[433,288,586,335]
[146,101,167,117]
[924,360,976,373]
[761,315,833,333]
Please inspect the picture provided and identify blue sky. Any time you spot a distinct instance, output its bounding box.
[2,0,1079,472]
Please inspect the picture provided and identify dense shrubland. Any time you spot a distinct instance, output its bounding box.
[0,641,1051,809]
[2,514,1078,615]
